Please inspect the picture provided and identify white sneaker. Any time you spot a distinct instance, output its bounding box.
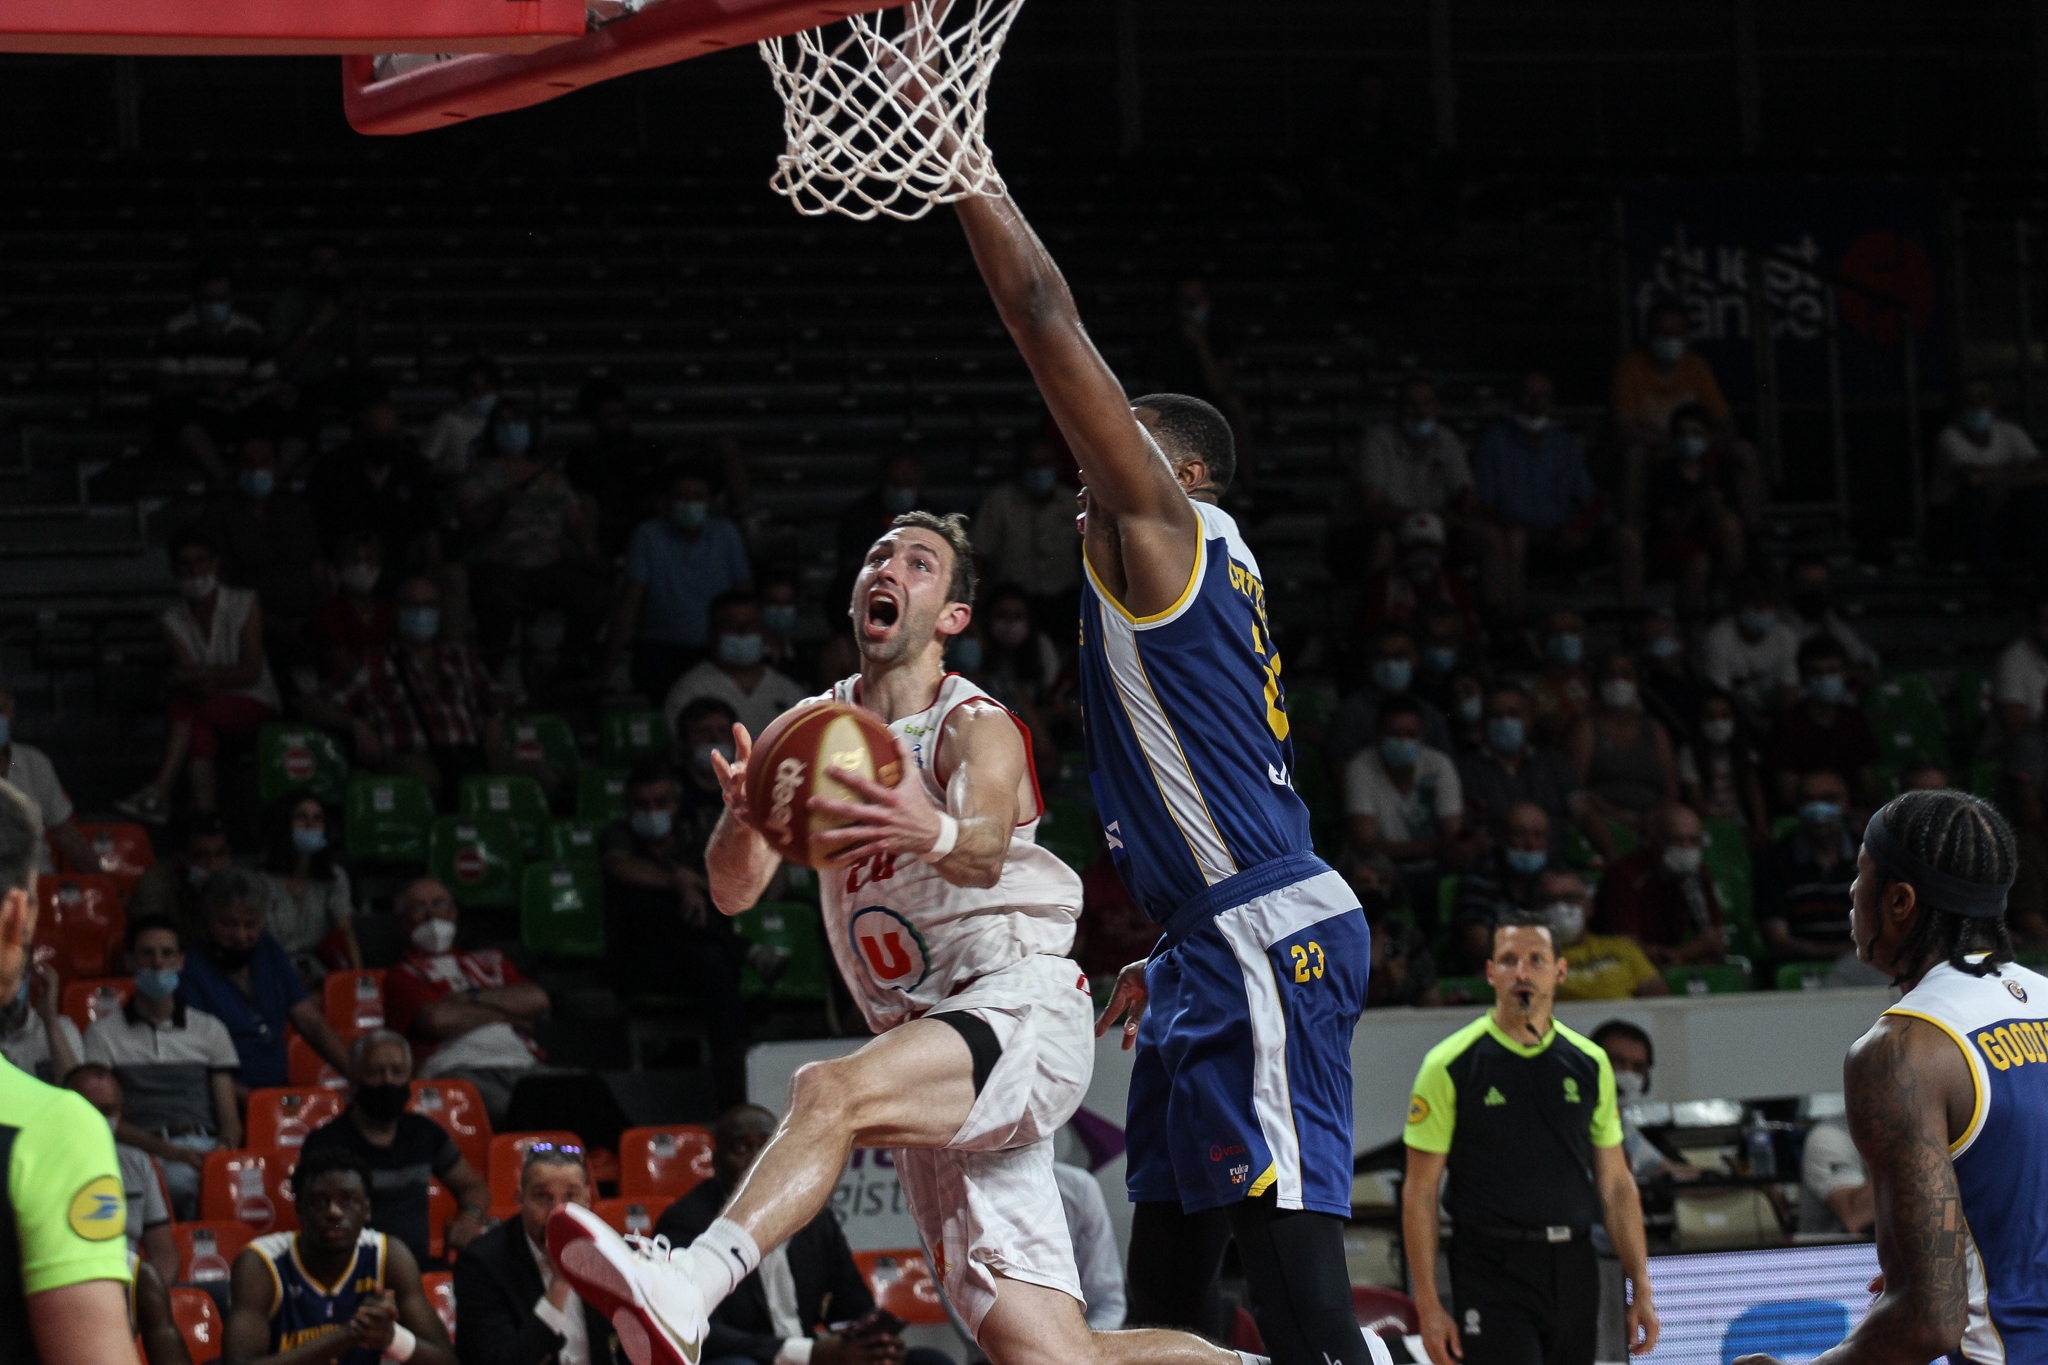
[547,1203,707,1365]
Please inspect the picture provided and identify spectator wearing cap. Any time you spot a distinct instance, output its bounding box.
[0,682,104,877]
[604,463,754,706]
[662,592,808,748]
[1760,634,1881,812]
[1697,572,1801,726]
[1753,770,1859,965]
[1328,624,1454,770]
[422,356,502,480]
[974,436,1083,626]
[566,377,673,556]
[1356,512,1480,639]
[1346,694,1466,912]
[1590,803,1725,968]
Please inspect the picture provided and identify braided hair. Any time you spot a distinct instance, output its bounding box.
[1877,789,2017,980]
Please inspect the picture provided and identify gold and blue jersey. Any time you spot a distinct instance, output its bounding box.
[1888,960,2048,1365]
[1078,501,1317,925]
[248,1228,389,1365]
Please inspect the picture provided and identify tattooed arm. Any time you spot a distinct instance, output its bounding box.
[1738,1015,1973,1365]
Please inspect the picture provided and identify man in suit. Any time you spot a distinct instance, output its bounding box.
[655,1105,954,1365]
[453,1144,621,1365]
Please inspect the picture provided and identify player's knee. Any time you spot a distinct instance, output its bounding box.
[787,1058,861,1127]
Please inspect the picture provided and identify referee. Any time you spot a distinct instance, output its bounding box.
[1401,910,1659,1365]
[0,781,140,1364]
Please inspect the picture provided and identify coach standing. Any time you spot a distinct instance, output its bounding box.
[1401,914,1659,1365]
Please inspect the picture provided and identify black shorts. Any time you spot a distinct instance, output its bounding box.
[1449,1232,1599,1365]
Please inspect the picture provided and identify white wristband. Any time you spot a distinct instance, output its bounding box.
[919,812,960,863]
[385,1324,417,1362]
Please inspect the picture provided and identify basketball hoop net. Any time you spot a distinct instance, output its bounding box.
[759,0,1024,221]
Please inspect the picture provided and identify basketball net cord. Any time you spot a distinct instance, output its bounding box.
[759,0,1026,221]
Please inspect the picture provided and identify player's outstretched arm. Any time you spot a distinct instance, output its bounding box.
[707,723,783,916]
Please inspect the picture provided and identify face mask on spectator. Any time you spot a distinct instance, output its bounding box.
[1546,633,1583,666]
[1649,335,1686,364]
[881,486,918,514]
[1614,1070,1648,1100]
[1806,672,1846,704]
[1485,716,1525,753]
[671,500,709,531]
[199,300,233,328]
[629,808,673,840]
[239,469,275,499]
[1662,846,1703,876]
[1371,658,1413,694]
[292,827,327,856]
[1645,634,1683,660]
[1456,694,1484,724]
[461,394,498,421]
[495,421,532,456]
[1547,900,1587,942]
[691,742,735,777]
[134,968,180,1001]
[339,563,380,595]
[1701,718,1737,746]
[1505,846,1548,875]
[950,637,984,672]
[762,604,798,635]
[1962,408,1994,435]
[991,619,1031,648]
[1422,646,1459,675]
[409,918,457,955]
[1800,800,1844,827]
[355,1082,410,1124]
[1514,412,1549,434]
[398,607,440,642]
[1379,736,1422,768]
[1676,433,1709,461]
[1737,607,1776,636]
[1400,417,1437,442]
[1022,466,1057,496]
[1599,678,1638,710]
[179,574,218,602]
[718,633,765,667]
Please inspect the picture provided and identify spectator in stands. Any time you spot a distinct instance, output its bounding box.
[195,431,322,679]
[978,581,1063,713]
[1345,695,1465,908]
[385,878,547,1124]
[656,1104,953,1365]
[458,399,611,679]
[600,754,768,1109]
[422,355,502,479]
[0,958,81,1082]
[1151,278,1253,453]
[1799,1115,1872,1235]
[1698,572,1799,725]
[1591,1021,1699,1181]
[1450,801,1555,975]
[153,261,274,488]
[128,810,233,932]
[1328,624,1452,768]
[568,376,672,556]
[1529,608,1593,748]
[1470,370,1635,616]
[1456,684,1590,857]
[1784,554,1880,680]
[1349,852,1440,1008]
[1413,603,1473,709]
[1993,593,2048,744]
[1643,404,1747,615]
[303,1029,492,1267]
[1590,802,1725,967]
[305,574,509,802]
[1545,870,1668,1001]
[255,793,359,984]
[758,575,806,678]
[1753,770,1858,965]
[0,682,103,875]
[662,592,807,747]
[266,241,367,421]
[179,868,352,1093]
[85,914,243,1219]
[606,463,754,706]
[1356,511,1481,638]
[1353,376,1477,574]
[836,452,931,592]
[64,1064,179,1282]
[305,395,441,577]
[1613,300,1732,450]
[1568,652,1679,837]
[1636,610,1706,748]
[973,436,1082,626]
[1933,380,2048,578]
[1761,634,1882,811]
[117,526,283,823]
[452,1143,614,1365]
[1677,691,1770,844]
[314,529,398,679]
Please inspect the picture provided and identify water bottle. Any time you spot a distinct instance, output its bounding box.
[1745,1110,1776,1179]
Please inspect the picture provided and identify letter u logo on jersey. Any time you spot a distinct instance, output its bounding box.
[850,907,932,992]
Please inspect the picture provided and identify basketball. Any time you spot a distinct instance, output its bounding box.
[744,701,906,870]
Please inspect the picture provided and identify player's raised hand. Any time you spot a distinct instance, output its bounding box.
[807,748,944,867]
[1094,959,1150,1049]
[710,722,756,826]
[348,1291,398,1352]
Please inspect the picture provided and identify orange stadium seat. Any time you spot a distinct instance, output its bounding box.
[287,1033,347,1089]
[61,976,132,1033]
[1352,1286,1420,1337]
[427,1179,457,1261]
[487,1131,583,1218]
[168,1220,254,1286]
[322,969,386,1039]
[200,1149,299,1236]
[245,1087,346,1151]
[852,1249,949,1326]
[421,1270,458,1343]
[410,1078,492,1173]
[32,873,124,980]
[618,1125,714,1200]
[594,1195,674,1237]
[59,821,156,894]
[170,1286,224,1364]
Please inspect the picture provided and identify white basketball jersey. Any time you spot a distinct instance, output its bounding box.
[816,673,1083,1032]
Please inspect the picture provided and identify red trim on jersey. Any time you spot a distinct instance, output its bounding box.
[928,678,1045,827]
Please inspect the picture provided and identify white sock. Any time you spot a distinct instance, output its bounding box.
[683,1217,761,1308]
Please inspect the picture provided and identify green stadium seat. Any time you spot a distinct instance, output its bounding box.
[1701,817,1761,959]
[520,862,605,958]
[1035,793,1098,875]
[1867,674,1948,767]
[548,819,602,867]
[458,774,551,862]
[506,713,580,775]
[601,709,669,766]
[1775,961,1832,992]
[344,774,435,865]
[577,768,630,824]
[1664,962,1749,995]
[731,900,829,1001]
[428,814,521,909]
[257,724,350,807]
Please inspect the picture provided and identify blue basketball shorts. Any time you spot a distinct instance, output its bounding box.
[1124,860,1369,1217]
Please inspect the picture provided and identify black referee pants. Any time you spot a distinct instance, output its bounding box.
[1449,1233,1599,1365]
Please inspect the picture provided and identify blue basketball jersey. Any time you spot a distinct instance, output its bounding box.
[249,1228,389,1365]
[1078,501,1315,923]
[1889,961,2048,1365]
